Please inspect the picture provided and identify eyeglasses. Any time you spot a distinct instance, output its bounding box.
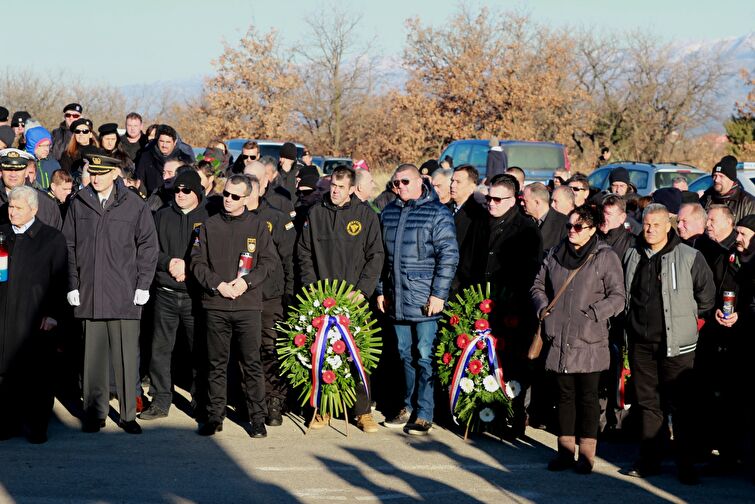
[240,154,257,161]
[222,190,246,201]
[74,129,90,135]
[485,195,515,203]
[65,113,81,119]
[569,186,588,192]
[565,222,593,232]
[391,178,412,188]
[174,187,192,195]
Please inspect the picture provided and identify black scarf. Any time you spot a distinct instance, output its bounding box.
[555,233,598,270]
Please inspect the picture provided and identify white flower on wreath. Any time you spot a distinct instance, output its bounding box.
[479,407,495,423]
[299,315,306,322]
[483,375,500,393]
[460,377,474,394]
[308,311,314,315]
[294,325,303,331]
[326,355,343,370]
[307,325,314,334]
[313,300,320,308]
[505,380,521,399]
[297,353,312,369]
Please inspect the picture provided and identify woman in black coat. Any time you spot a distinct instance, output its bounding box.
[59,118,99,176]
[530,205,625,474]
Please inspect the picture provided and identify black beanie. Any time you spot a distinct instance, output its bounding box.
[712,155,738,182]
[652,187,682,214]
[279,142,297,161]
[420,159,440,176]
[737,214,755,233]
[680,190,700,204]
[608,167,631,185]
[173,170,203,198]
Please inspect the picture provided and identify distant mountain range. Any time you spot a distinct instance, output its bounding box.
[122,33,754,133]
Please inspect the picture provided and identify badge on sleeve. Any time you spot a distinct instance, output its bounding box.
[346,220,362,236]
[266,221,273,233]
[247,238,256,253]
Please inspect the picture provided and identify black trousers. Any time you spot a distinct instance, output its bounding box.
[83,319,140,422]
[261,297,287,402]
[205,310,266,423]
[630,342,696,465]
[148,288,198,410]
[554,371,601,439]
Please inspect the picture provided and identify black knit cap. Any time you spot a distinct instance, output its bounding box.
[608,167,631,185]
[0,107,8,122]
[279,142,297,161]
[737,214,755,233]
[98,123,119,137]
[173,170,203,198]
[652,187,682,214]
[712,155,738,182]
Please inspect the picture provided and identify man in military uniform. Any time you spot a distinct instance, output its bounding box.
[296,166,384,432]
[62,154,158,435]
[243,162,295,427]
[0,148,62,230]
[190,174,277,439]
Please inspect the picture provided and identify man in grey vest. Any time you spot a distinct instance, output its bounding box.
[623,204,714,485]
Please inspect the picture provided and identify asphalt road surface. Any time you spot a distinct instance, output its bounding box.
[2,392,754,503]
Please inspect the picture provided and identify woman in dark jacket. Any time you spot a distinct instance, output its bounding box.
[530,205,625,474]
[59,118,99,175]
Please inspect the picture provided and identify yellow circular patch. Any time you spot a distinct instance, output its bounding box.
[346,220,362,236]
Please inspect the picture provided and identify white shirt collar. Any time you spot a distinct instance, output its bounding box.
[12,217,35,234]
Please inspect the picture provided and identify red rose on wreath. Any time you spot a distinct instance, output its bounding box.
[312,315,325,329]
[476,339,486,350]
[322,370,336,384]
[323,297,337,309]
[468,359,483,375]
[474,319,489,331]
[338,314,350,327]
[456,333,470,349]
[294,333,306,347]
[332,340,346,354]
[449,315,460,326]
[479,299,494,314]
[442,352,453,365]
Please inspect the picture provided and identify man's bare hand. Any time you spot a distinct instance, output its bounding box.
[426,295,445,316]
[168,258,186,280]
[229,277,249,297]
[715,309,738,327]
[217,282,237,299]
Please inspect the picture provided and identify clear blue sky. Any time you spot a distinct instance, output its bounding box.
[7,0,753,86]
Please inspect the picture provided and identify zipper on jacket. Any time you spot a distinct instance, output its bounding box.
[671,262,677,291]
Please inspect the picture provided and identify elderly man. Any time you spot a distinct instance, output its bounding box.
[377,164,459,436]
[551,185,576,215]
[354,167,378,205]
[700,155,755,223]
[0,187,67,443]
[522,182,567,253]
[677,203,708,246]
[431,168,453,206]
[0,149,62,230]
[63,154,158,435]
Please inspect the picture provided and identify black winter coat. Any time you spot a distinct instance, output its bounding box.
[0,221,67,376]
[297,194,384,297]
[135,145,192,196]
[0,180,62,230]
[252,198,295,300]
[538,208,567,254]
[51,122,72,162]
[700,184,755,224]
[276,163,302,206]
[600,225,635,262]
[190,210,277,311]
[62,180,159,319]
[153,200,210,292]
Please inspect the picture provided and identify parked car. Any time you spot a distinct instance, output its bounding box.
[587,162,706,196]
[688,162,755,195]
[311,156,353,175]
[225,139,306,163]
[438,139,570,182]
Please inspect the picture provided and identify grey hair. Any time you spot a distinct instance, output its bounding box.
[642,203,669,220]
[243,174,261,192]
[679,202,706,222]
[708,203,735,226]
[226,174,252,195]
[9,185,39,210]
[431,168,454,181]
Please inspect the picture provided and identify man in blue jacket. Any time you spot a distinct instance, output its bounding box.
[377,164,459,436]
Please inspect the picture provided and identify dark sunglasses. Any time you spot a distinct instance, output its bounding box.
[65,113,81,119]
[174,187,192,195]
[74,129,90,134]
[222,190,246,201]
[485,195,514,203]
[240,154,257,161]
[569,186,588,192]
[391,178,412,188]
[565,222,593,232]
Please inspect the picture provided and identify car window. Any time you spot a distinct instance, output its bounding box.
[688,175,712,192]
[323,159,353,175]
[654,171,702,189]
[504,145,565,171]
[628,170,649,189]
[588,168,609,189]
[468,144,488,169]
[440,144,456,164]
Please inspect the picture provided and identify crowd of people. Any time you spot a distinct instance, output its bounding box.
[1,104,754,488]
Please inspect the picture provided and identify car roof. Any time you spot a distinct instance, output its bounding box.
[447,139,565,148]
[597,161,704,172]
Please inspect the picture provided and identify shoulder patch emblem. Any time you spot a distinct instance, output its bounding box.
[247,237,256,253]
[284,221,294,231]
[346,220,362,236]
[266,221,273,233]
[193,222,202,230]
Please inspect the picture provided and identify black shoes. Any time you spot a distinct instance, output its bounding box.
[82,418,106,433]
[547,456,576,472]
[250,420,268,439]
[119,420,142,435]
[197,420,223,436]
[627,461,661,479]
[139,405,169,421]
[266,397,283,427]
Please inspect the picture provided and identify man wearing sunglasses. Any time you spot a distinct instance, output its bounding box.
[231,141,260,174]
[378,164,459,436]
[566,174,591,208]
[51,103,82,162]
[190,174,277,439]
[62,153,158,435]
[140,170,209,421]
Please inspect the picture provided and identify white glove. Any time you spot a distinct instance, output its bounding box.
[133,289,150,306]
[67,290,80,307]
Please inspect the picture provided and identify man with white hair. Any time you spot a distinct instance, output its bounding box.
[354,168,378,204]
[0,149,62,230]
[0,186,67,443]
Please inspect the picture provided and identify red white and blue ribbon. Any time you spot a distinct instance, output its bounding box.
[448,329,506,423]
[310,315,370,408]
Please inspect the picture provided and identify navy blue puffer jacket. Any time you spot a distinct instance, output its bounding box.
[377,184,459,321]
